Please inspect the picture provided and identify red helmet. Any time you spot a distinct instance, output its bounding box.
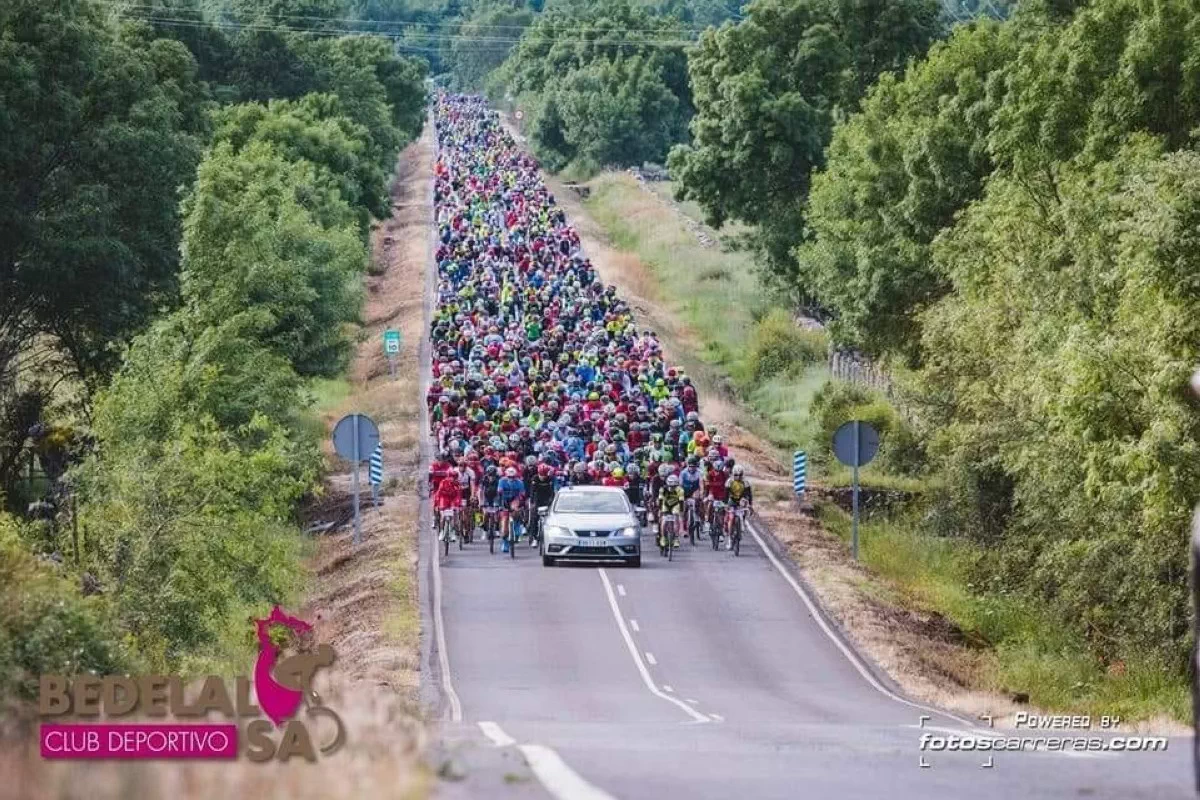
[538,464,551,477]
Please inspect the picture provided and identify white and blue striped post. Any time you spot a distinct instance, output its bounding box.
[793,451,807,497]
[368,443,384,508]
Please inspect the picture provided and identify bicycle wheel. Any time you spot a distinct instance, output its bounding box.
[688,508,696,547]
[667,523,674,562]
[487,516,495,554]
[442,520,450,557]
[733,517,742,556]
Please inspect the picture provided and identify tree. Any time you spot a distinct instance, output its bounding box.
[668,0,942,285]
[447,2,535,90]
[495,0,692,170]
[795,20,1017,359]
[0,0,206,385]
[212,95,392,225]
[180,141,367,377]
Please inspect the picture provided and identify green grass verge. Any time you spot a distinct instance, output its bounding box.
[817,503,1189,722]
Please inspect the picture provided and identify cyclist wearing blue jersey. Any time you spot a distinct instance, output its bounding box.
[497,467,526,552]
[679,456,704,540]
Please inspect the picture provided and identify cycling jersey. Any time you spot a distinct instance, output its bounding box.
[679,468,702,498]
[659,486,685,515]
[497,477,525,505]
[727,478,752,504]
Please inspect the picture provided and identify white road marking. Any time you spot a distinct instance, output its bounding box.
[745,518,976,728]
[629,619,640,632]
[645,652,657,665]
[478,721,516,747]
[432,480,463,724]
[617,584,627,597]
[686,698,699,705]
[710,714,725,722]
[598,568,710,724]
[478,722,620,800]
[663,685,674,693]
[520,744,618,800]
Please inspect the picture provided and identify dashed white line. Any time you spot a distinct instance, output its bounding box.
[597,568,710,724]
[617,584,627,597]
[629,619,640,632]
[645,652,657,665]
[710,714,725,722]
[477,721,619,800]
[478,721,516,747]
[433,515,463,722]
[663,684,674,693]
[686,698,699,705]
[520,744,618,800]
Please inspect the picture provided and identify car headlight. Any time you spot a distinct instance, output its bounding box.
[545,525,571,538]
[619,527,639,538]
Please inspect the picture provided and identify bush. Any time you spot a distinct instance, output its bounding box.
[809,379,925,475]
[746,309,827,382]
[0,514,132,701]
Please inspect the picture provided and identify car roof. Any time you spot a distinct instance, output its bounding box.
[558,485,625,494]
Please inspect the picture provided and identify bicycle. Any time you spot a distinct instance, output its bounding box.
[709,500,725,551]
[482,503,500,554]
[438,508,456,557]
[684,496,699,547]
[659,512,678,561]
[728,501,750,557]
[501,501,523,559]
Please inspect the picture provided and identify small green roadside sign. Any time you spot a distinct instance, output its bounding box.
[383,329,401,355]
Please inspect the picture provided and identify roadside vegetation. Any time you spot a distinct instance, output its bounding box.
[1,0,426,701]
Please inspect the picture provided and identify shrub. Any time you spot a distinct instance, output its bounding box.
[0,514,132,701]
[809,379,925,475]
[746,309,827,382]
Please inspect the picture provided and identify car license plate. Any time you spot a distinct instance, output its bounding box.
[574,540,607,549]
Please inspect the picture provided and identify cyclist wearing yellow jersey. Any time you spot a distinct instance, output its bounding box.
[724,465,753,550]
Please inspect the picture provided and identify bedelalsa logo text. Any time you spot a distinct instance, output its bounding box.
[39,607,345,762]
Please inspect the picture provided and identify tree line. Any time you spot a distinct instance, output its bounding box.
[1,0,426,697]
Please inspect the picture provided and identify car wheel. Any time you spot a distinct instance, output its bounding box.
[627,556,641,568]
[542,556,555,567]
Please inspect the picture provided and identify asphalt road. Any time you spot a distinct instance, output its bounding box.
[424,521,1195,800]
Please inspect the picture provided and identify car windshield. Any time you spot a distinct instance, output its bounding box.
[554,492,628,514]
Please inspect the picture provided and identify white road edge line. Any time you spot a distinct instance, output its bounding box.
[645,652,657,665]
[746,519,976,728]
[520,743,619,800]
[433,522,463,722]
[629,619,640,632]
[478,721,516,747]
[598,568,710,724]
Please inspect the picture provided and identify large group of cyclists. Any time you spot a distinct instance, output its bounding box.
[426,94,754,561]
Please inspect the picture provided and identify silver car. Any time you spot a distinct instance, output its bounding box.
[541,486,642,568]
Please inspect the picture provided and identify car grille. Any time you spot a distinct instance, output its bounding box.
[574,530,612,537]
[569,544,617,556]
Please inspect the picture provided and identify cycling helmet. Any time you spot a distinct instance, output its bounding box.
[612,468,624,479]
[505,467,518,478]
[666,475,680,487]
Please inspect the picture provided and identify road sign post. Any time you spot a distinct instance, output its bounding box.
[832,420,880,560]
[792,451,807,497]
[383,329,401,379]
[368,443,384,509]
[333,414,381,546]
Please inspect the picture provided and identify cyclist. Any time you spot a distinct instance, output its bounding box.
[497,466,526,552]
[433,473,463,545]
[480,464,502,541]
[724,464,753,550]
[658,474,685,551]
[704,457,731,541]
[527,463,557,544]
[679,455,704,538]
